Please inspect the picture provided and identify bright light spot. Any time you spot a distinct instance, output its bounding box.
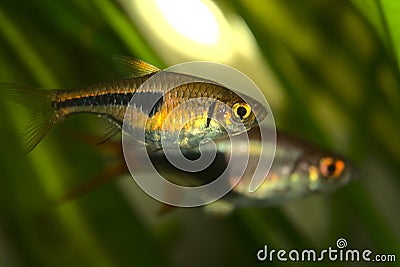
[155,0,220,45]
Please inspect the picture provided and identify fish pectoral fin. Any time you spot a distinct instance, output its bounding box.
[112,56,161,78]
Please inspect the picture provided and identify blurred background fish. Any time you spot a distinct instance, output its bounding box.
[60,126,354,216]
[205,127,354,213]
[0,0,399,267]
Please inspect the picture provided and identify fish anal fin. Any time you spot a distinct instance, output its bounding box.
[112,56,160,78]
[96,120,121,145]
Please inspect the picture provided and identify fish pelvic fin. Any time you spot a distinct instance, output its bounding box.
[2,83,62,153]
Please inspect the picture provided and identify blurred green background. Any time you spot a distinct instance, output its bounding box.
[0,0,399,266]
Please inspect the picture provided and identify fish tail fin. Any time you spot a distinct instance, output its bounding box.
[2,83,62,153]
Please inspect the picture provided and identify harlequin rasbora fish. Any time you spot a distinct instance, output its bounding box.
[2,57,267,153]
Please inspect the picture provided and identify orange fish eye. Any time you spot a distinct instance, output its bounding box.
[232,102,251,120]
[319,157,345,179]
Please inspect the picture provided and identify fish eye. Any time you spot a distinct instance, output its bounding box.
[319,157,345,179]
[232,102,251,120]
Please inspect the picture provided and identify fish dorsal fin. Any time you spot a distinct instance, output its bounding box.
[113,56,160,78]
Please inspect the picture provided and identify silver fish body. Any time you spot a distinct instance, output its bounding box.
[150,126,353,212]
[215,129,353,208]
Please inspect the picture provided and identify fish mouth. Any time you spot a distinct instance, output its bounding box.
[251,101,268,123]
[342,161,357,184]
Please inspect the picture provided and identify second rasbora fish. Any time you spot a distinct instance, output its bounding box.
[60,127,354,215]
[149,127,354,214]
[3,57,267,152]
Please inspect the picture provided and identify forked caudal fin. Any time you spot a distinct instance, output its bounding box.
[1,83,61,153]
[1,58,159,153]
